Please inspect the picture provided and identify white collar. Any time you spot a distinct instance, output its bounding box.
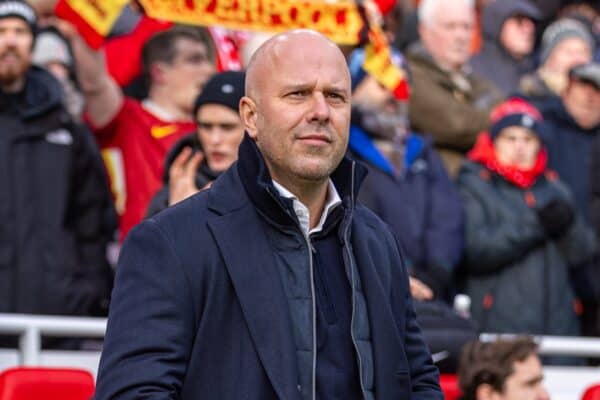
[272,179,342,236]
[141,99,179,122]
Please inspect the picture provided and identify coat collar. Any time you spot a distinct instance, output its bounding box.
[207,133,368,223]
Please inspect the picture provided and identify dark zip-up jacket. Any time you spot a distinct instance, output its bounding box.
[458,160,596,335]
[0,67,116,316]
[95,135,442,399]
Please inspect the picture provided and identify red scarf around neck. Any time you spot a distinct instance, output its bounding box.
[467,133,547,189]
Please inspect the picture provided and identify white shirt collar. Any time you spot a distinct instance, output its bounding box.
[272,179,342,236]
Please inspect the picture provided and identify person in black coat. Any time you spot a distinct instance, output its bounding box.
[146,71,245,217]
[0,1,116,318]
[95,30,442,399]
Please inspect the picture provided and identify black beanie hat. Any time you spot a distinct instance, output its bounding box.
[489,97,545,141]
[193,70,245,116]
[0,0,37,34]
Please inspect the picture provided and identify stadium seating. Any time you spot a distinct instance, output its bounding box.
[0,367,95,400]
[582,383,600,400]
[440,374,462,400]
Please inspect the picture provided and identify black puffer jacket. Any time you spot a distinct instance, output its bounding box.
[0,67,116,316]
[458,160,596,335]
[146,133,219,217]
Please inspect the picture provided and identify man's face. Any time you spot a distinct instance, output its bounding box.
[544,37,592,76]
[500,15,536,60]
[419,1,474,71]
[563,79,600,129]
[161,38,215,114]
[242,32,351,187]
[494,126,541,169]
[495,355,549,400]
[0,17,33,90]
[196,104,244,173]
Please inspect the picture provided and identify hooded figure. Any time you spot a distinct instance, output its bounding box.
[457,97,596,337]
[471,0,541,95]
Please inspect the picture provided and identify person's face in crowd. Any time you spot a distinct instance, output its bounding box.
[479,354,549,400]
[352,75,408,139]
[196,103,244,173]
[494,126,541,169]
[500,15,536,60]
[160,37,215,114]
[544,37,592,76]
[0,17,33,92]
[241,31,351,188]
[419,1,474,71]
[563,79,600,129]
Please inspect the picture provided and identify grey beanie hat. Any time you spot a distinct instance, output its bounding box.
[539,18,595,66]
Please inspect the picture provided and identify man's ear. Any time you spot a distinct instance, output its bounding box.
[476,383,501,400]
[239,96,258,139]
[149,62,167,85]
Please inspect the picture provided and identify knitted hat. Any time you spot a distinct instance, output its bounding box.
[489,98,544,141]
[0,0,36,34]
[32,29,72,68]
[539,18,595,66]
[569,62,600,90]
[193,70,245,116]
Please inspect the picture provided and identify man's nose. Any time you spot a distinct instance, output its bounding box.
[308,92,330,123]
[537,386,550,400]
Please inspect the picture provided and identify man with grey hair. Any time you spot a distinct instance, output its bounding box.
[407,0,502,177]
[94,29,442,400]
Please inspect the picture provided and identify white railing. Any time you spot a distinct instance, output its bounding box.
[0,314,106,365]
[0,314,599,367]
[480,333,600,358]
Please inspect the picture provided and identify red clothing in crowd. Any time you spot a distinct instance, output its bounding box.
[90,99,195,240]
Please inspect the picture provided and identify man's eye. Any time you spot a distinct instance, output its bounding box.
[326,92,346,102]
[288,90,309,97]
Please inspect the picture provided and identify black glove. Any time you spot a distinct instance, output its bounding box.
[536,199,575,239]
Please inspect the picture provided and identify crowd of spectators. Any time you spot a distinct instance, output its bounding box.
[1,0,600,367]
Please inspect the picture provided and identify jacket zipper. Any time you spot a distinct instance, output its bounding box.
[301,232,317,400]
[266,188,317,399]
[344,162,367,398]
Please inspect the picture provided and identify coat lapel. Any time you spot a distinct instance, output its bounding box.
[208,207,300,400]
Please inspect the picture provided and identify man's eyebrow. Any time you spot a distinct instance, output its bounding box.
[524,375,544,386]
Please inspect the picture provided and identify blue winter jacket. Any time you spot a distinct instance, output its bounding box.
[349,125,464,297]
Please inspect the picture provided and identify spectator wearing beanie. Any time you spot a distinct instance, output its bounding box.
[520,18,595,101]
[457,97,596,337]
[147,71,245,217]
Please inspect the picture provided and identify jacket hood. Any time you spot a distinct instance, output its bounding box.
[1,66,63,119]
[160,132,220,188]
[481,0,541,42]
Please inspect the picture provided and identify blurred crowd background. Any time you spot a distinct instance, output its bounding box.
[1,0,600,373]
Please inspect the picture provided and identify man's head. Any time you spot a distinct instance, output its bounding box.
[193,70,245,173]
[496,2,539,60]
[142,26,216,115]
[459,337,549,400]
[349,48,409,142]
[0,0,37,92]
[418,0,475,71]
[563,62,600,129]
[539,19,594,76]
[240,30,351,189]
[489,97,544,169]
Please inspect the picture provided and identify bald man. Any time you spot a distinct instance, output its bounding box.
[94,30,442,400]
